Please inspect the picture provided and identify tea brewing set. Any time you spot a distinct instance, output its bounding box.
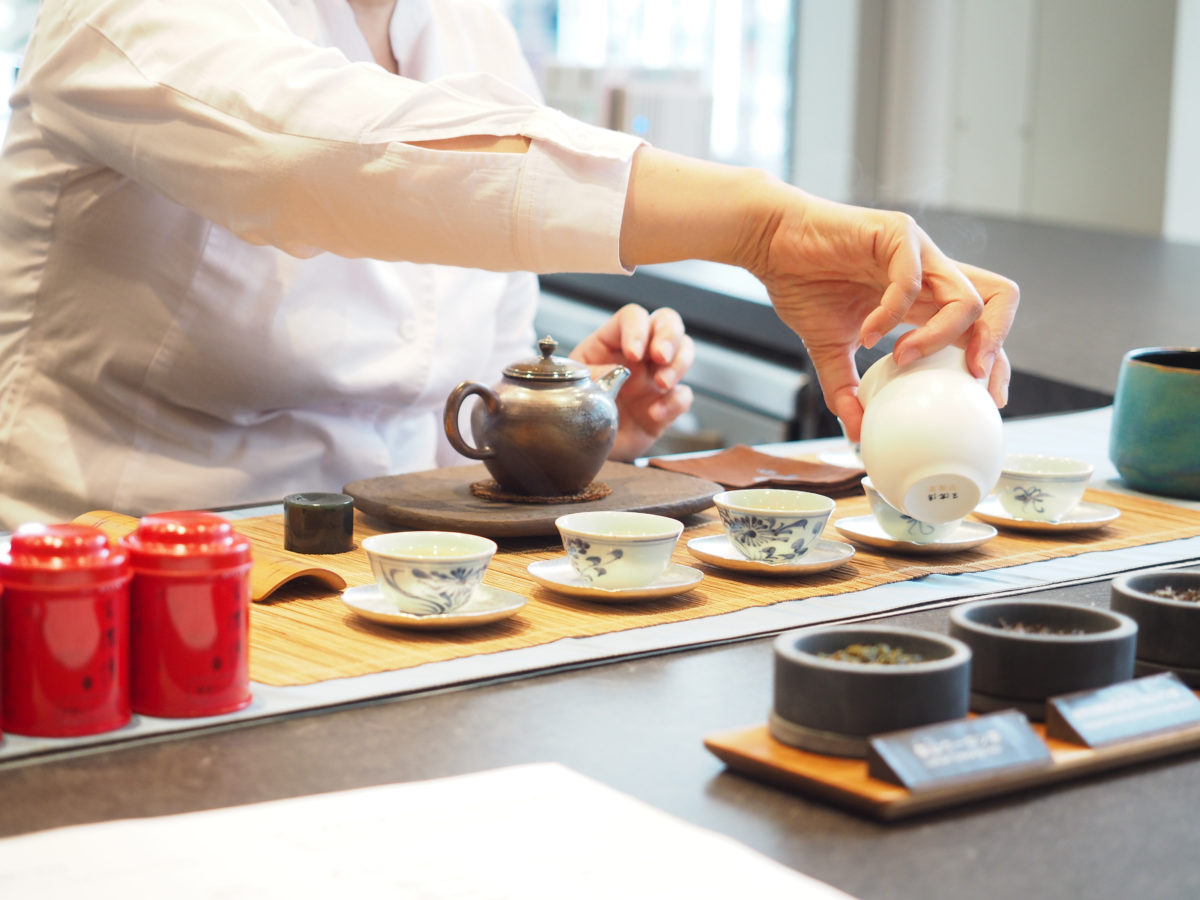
[0,337,1182,808]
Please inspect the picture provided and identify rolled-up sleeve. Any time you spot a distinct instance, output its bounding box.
[23,0,643,273]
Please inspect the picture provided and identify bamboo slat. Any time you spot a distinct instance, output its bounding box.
[77,488,1200,687]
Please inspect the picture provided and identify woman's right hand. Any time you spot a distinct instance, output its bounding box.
[745,189,1019,441]
[618,148,1019,442]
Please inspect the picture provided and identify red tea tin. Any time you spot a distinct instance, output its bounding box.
[0,524,132,737]
[121,512,252,718]
[0,582,4,741]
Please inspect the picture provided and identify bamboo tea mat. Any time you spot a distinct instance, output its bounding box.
[78,488,1200,688]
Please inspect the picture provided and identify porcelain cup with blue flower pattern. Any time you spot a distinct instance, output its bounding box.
[713,489,835,564]
[994,454,1093,522]
[555,510,683,589]
[861,476,961,543]
[361,531,497,615]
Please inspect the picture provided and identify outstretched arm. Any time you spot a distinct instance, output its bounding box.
[404,140,1018,444]
[618,149,1019,441]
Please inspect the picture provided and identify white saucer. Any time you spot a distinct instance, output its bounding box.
[686,534,855,576]
[972,497,1121,533]
[526,558,704,602]
[341,583,526,629]
[834,515,998,554]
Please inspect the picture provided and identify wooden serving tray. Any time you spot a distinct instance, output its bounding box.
[704,718,1200,820]
[345,461,722,537]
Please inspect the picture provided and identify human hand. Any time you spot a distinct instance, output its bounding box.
[617,149,1017,443]
[747,191,1019,442]
[569,304,695,460]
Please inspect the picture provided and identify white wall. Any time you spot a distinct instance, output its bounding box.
[875,0,957,208]
[1022,0,1174,234]
[946,0,1036,217]
[790,0,864,201]
[1165,0,1200,242]
[799,0,1185,238]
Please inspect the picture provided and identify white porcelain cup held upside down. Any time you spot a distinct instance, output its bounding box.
[857,346,1003,524]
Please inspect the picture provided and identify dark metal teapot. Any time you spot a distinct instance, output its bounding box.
[443,336,630,496]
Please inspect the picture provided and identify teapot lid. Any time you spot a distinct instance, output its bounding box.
[503,336,590,381]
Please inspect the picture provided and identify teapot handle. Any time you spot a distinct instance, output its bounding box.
[443,381,499,460]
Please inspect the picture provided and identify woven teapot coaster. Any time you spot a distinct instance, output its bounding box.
[469,480,612,505]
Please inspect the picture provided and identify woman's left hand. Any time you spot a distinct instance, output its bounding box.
[570,303,694,460]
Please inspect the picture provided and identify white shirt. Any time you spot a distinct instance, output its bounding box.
[0,0,643,528]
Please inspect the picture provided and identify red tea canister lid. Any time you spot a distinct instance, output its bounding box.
[0,523,130,590]
[120,511,251,573]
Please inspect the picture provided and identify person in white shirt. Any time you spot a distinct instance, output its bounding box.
[0,0,1018,529]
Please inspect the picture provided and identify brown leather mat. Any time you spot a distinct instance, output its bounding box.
[78,489,1200,687]
[648,444,864,494]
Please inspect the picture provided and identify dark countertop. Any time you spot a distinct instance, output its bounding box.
[4,568,1200,900]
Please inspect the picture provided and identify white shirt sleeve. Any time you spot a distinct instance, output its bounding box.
[22,0,643,273]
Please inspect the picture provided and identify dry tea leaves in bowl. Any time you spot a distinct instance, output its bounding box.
[1153,585,1200,603]
[819,642,925,665]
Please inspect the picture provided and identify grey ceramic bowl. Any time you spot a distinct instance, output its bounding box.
[949,599,1137,720]
[770,625,972,758]
[1111,569,1200,683]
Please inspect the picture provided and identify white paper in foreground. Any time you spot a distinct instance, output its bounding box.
[0,762,854,899]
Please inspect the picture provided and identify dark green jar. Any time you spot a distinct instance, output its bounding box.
[283,492,355,554]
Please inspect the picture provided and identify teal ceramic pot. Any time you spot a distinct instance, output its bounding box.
[1109,348,1200,500]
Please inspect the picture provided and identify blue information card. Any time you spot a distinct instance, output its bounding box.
[1045,673,1200,747]
[867,709,1053,792]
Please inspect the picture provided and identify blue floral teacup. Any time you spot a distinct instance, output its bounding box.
[714,489,835,564]
[555,511,683,589]
[995,454,1092,523]
[862,476,960,543]
[361,531,497,615]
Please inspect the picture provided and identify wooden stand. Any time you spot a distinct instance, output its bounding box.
[705,716,1200,820]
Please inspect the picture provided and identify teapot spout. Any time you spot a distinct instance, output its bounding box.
[596,364,631,398]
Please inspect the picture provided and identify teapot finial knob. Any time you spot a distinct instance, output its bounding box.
[537,335,558,359]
